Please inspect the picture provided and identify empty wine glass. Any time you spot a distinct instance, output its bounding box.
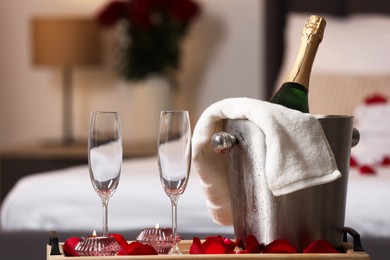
[157,110,191,254]
[88,111,122,237]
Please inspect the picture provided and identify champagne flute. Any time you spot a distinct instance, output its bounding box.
[88,111,122,237]
[157,110,191,255]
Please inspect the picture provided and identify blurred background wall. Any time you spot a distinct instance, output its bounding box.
[0,0,265,146]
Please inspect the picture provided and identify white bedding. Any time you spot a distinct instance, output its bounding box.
[0,156,233,235]
[346,167,390,237]
[1,155,389,238]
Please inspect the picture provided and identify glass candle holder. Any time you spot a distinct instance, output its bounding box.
[74,235,121,256]
[136,227,182,254]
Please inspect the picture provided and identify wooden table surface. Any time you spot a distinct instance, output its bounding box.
[47,240,370,260]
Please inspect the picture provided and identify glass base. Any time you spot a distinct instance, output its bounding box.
[168,244,182,255]
[136,227,182,254]
[75,236,121,256]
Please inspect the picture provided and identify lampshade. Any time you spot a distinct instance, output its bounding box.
[32,16,101,66]
[31,16,102,145]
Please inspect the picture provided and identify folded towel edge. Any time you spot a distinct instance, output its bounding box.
[271,170,342,196]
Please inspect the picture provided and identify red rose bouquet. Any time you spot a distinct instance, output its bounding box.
[96,0,200,82]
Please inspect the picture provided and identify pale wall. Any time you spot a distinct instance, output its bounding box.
[0,0,265,146]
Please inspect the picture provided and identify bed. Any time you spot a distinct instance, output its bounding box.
[0,156,234,235]
[2,0,390,259]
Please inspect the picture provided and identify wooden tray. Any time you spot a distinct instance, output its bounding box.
[47,240,370,260]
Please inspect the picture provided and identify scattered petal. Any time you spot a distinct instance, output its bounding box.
[244,235,263,253]
[130,244,158,255]
[382,156,390,166]
[118,241,158,255]
[359,165,376,175]
[189,237,203,254]
[116,241,142,256]
[204,243,226,254]
[201,236,222,252]
[263,239,297,253]
[350,156,358,167]
[203,236,232,254]
[364,94,388,104]
[189,236,237,254]
[223,237,237,252]
[127,241,144,252]
[63,237,80,256]
[304,240,339,253]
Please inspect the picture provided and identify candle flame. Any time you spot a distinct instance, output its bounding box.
[92,230,97,237]
[155,223,160,229]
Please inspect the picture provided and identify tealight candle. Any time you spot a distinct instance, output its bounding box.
[74,230,121,256]
[136,223,182,254]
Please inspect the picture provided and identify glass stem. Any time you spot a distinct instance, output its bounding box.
[102,197,109,237]
[170,195,180,253]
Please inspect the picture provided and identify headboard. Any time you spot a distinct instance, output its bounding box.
[264,0,390,99]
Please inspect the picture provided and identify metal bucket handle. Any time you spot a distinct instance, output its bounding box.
[212,127,360,154]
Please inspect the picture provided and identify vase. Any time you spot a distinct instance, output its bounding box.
[121,74,173,143]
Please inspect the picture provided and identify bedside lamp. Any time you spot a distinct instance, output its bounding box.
[32,16,101,144]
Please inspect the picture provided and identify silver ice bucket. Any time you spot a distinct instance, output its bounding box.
[211,115,359,251]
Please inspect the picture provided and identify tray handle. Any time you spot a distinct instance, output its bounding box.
[49,230,61,255]
[343,227,364,252]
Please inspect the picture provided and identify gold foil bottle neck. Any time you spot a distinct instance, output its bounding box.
[304,15,326,42]
[286,15,326,88]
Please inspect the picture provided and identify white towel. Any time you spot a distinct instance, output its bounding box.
[192,97,341,225]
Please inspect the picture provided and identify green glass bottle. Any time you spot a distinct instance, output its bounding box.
[270,15,326,113]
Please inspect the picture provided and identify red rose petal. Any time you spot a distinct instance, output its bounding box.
[122,241,158,255]
[382,156,390,166]
[189,237,204,254]
[117,240,141,256]
[192,236,237,254]
[263,239,297,253]
[235,237,244,249]
[244,235,263,253]
[204,243,226,254]
[126,241,144,252]
[303,240,339,253]
[63,237,80,256]
[116,239,131,256]
[350,156,358,167]
[359,165,376,175]
[223,237,237,252]
[117,247,130,256]
[130,244,158,255]
[201,236,222,252]
[365,94,388,104]
[117,241,142,255]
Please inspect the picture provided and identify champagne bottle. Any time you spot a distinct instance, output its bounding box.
[270,15,326,113]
